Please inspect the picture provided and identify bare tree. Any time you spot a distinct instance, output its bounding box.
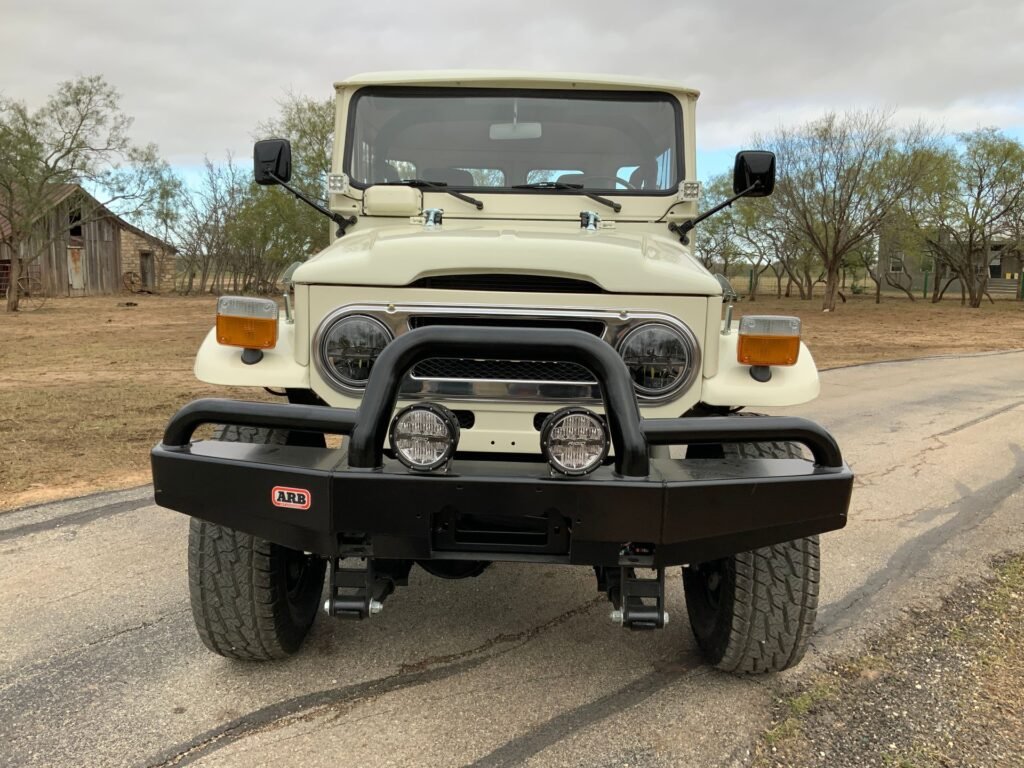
[174,93,337,296]
[758,110,937,311]
[172,158,250,293]
[729,193,805,301]
[0,76,172,311]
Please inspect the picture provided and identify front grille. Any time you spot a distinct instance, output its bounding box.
[409,315,605,336]
[411,358,596,383]
[408,317,603,384]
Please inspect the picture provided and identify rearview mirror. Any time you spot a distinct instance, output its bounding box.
[489,122,542,140]
[733,150,775,197]
[254,138,292,185]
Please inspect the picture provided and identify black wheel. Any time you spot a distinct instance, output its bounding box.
[682,425,820,673]
[187,426,326,661]
[6,276,46,311]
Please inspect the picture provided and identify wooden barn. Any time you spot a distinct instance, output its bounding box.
[0,184,176,297]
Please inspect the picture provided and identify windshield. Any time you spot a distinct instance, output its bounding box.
[345,87,681,194]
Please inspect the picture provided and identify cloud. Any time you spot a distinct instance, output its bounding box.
[2,0,1022,166]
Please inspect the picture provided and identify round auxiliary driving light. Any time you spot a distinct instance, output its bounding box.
[389,403,460,472]
[539,407,609,476]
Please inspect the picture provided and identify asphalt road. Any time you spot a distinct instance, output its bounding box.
[2,351,1023,768]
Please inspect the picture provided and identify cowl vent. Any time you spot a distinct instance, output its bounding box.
[410,274,606,294]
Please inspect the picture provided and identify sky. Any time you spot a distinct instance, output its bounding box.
[2,0,1023,182]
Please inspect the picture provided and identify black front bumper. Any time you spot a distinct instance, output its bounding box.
[152,326,853,567]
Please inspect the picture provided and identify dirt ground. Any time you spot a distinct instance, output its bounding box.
[1,293,1022,511]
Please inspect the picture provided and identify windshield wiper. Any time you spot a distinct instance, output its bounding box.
[381,179,484,210]
[511,182,622,213]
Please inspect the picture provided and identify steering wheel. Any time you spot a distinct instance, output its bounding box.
[579,175,636,190]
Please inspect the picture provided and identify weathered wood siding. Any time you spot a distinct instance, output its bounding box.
[1,195,123,297]
[78,216,122,295]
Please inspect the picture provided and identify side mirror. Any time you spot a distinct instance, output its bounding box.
[733,150,775,197]
[254,139,292,186]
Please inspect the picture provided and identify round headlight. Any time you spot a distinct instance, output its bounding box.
[389,403,460,472]
[317,314,393,389]
[617,323,697,399]
[540,407,609,476]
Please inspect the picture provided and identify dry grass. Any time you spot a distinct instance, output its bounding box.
[0,295,256,510]
[1,293,1022,511]
[737,294,1024,370]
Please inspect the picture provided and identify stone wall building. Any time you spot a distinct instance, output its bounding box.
[119,225,176,293]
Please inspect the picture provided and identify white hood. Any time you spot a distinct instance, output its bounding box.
[293,224,722,296]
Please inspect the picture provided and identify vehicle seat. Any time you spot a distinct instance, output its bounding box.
[555,173,586,186]
[629,163,658,190]
[421,168,475,187]
[372,162,401,184]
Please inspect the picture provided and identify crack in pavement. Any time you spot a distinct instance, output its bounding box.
[0,607,193,699]
[84,609,190,648]
[818,444,1024,637]
[857,399,1023,485]
[140,596,604,768]
[931,399,1024,438]
[461,657,706,768]
[853,400,1023,514]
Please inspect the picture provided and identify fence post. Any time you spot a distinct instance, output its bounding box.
[1018,271,1023,301]
[922,272,929,300]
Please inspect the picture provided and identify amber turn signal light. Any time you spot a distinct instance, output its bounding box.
[737,315,801,367]
[216,297,279,349]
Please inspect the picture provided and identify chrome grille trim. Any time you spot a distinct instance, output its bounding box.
[411,358,596,384]
[312,303,701,404]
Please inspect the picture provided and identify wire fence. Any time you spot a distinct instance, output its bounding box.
[721,268,1023,301]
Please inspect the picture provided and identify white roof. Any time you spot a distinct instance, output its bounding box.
[335,70,700,97]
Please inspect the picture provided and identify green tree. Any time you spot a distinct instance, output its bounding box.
[906,129,1024,307]
[0,75,173,311]
[254,92,335,258]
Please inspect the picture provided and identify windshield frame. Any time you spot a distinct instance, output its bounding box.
[342,86,684,197]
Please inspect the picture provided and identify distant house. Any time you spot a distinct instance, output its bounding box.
[0,184,176,297]
[878,226,1022,296]
[987,241,1022,280]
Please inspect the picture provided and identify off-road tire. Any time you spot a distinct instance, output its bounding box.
[187,426,326,661]
[683,428,820,673]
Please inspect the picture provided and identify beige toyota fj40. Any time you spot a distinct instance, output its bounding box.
[152,72,852,673]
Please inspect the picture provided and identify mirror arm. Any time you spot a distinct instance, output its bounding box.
[668,180,760,245]
[267,171,357,237]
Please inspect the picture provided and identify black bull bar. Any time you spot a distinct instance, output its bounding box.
[152,327,853,566]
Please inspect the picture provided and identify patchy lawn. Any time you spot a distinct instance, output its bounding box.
[1,293,1022,510]
[752,554,1024,767]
